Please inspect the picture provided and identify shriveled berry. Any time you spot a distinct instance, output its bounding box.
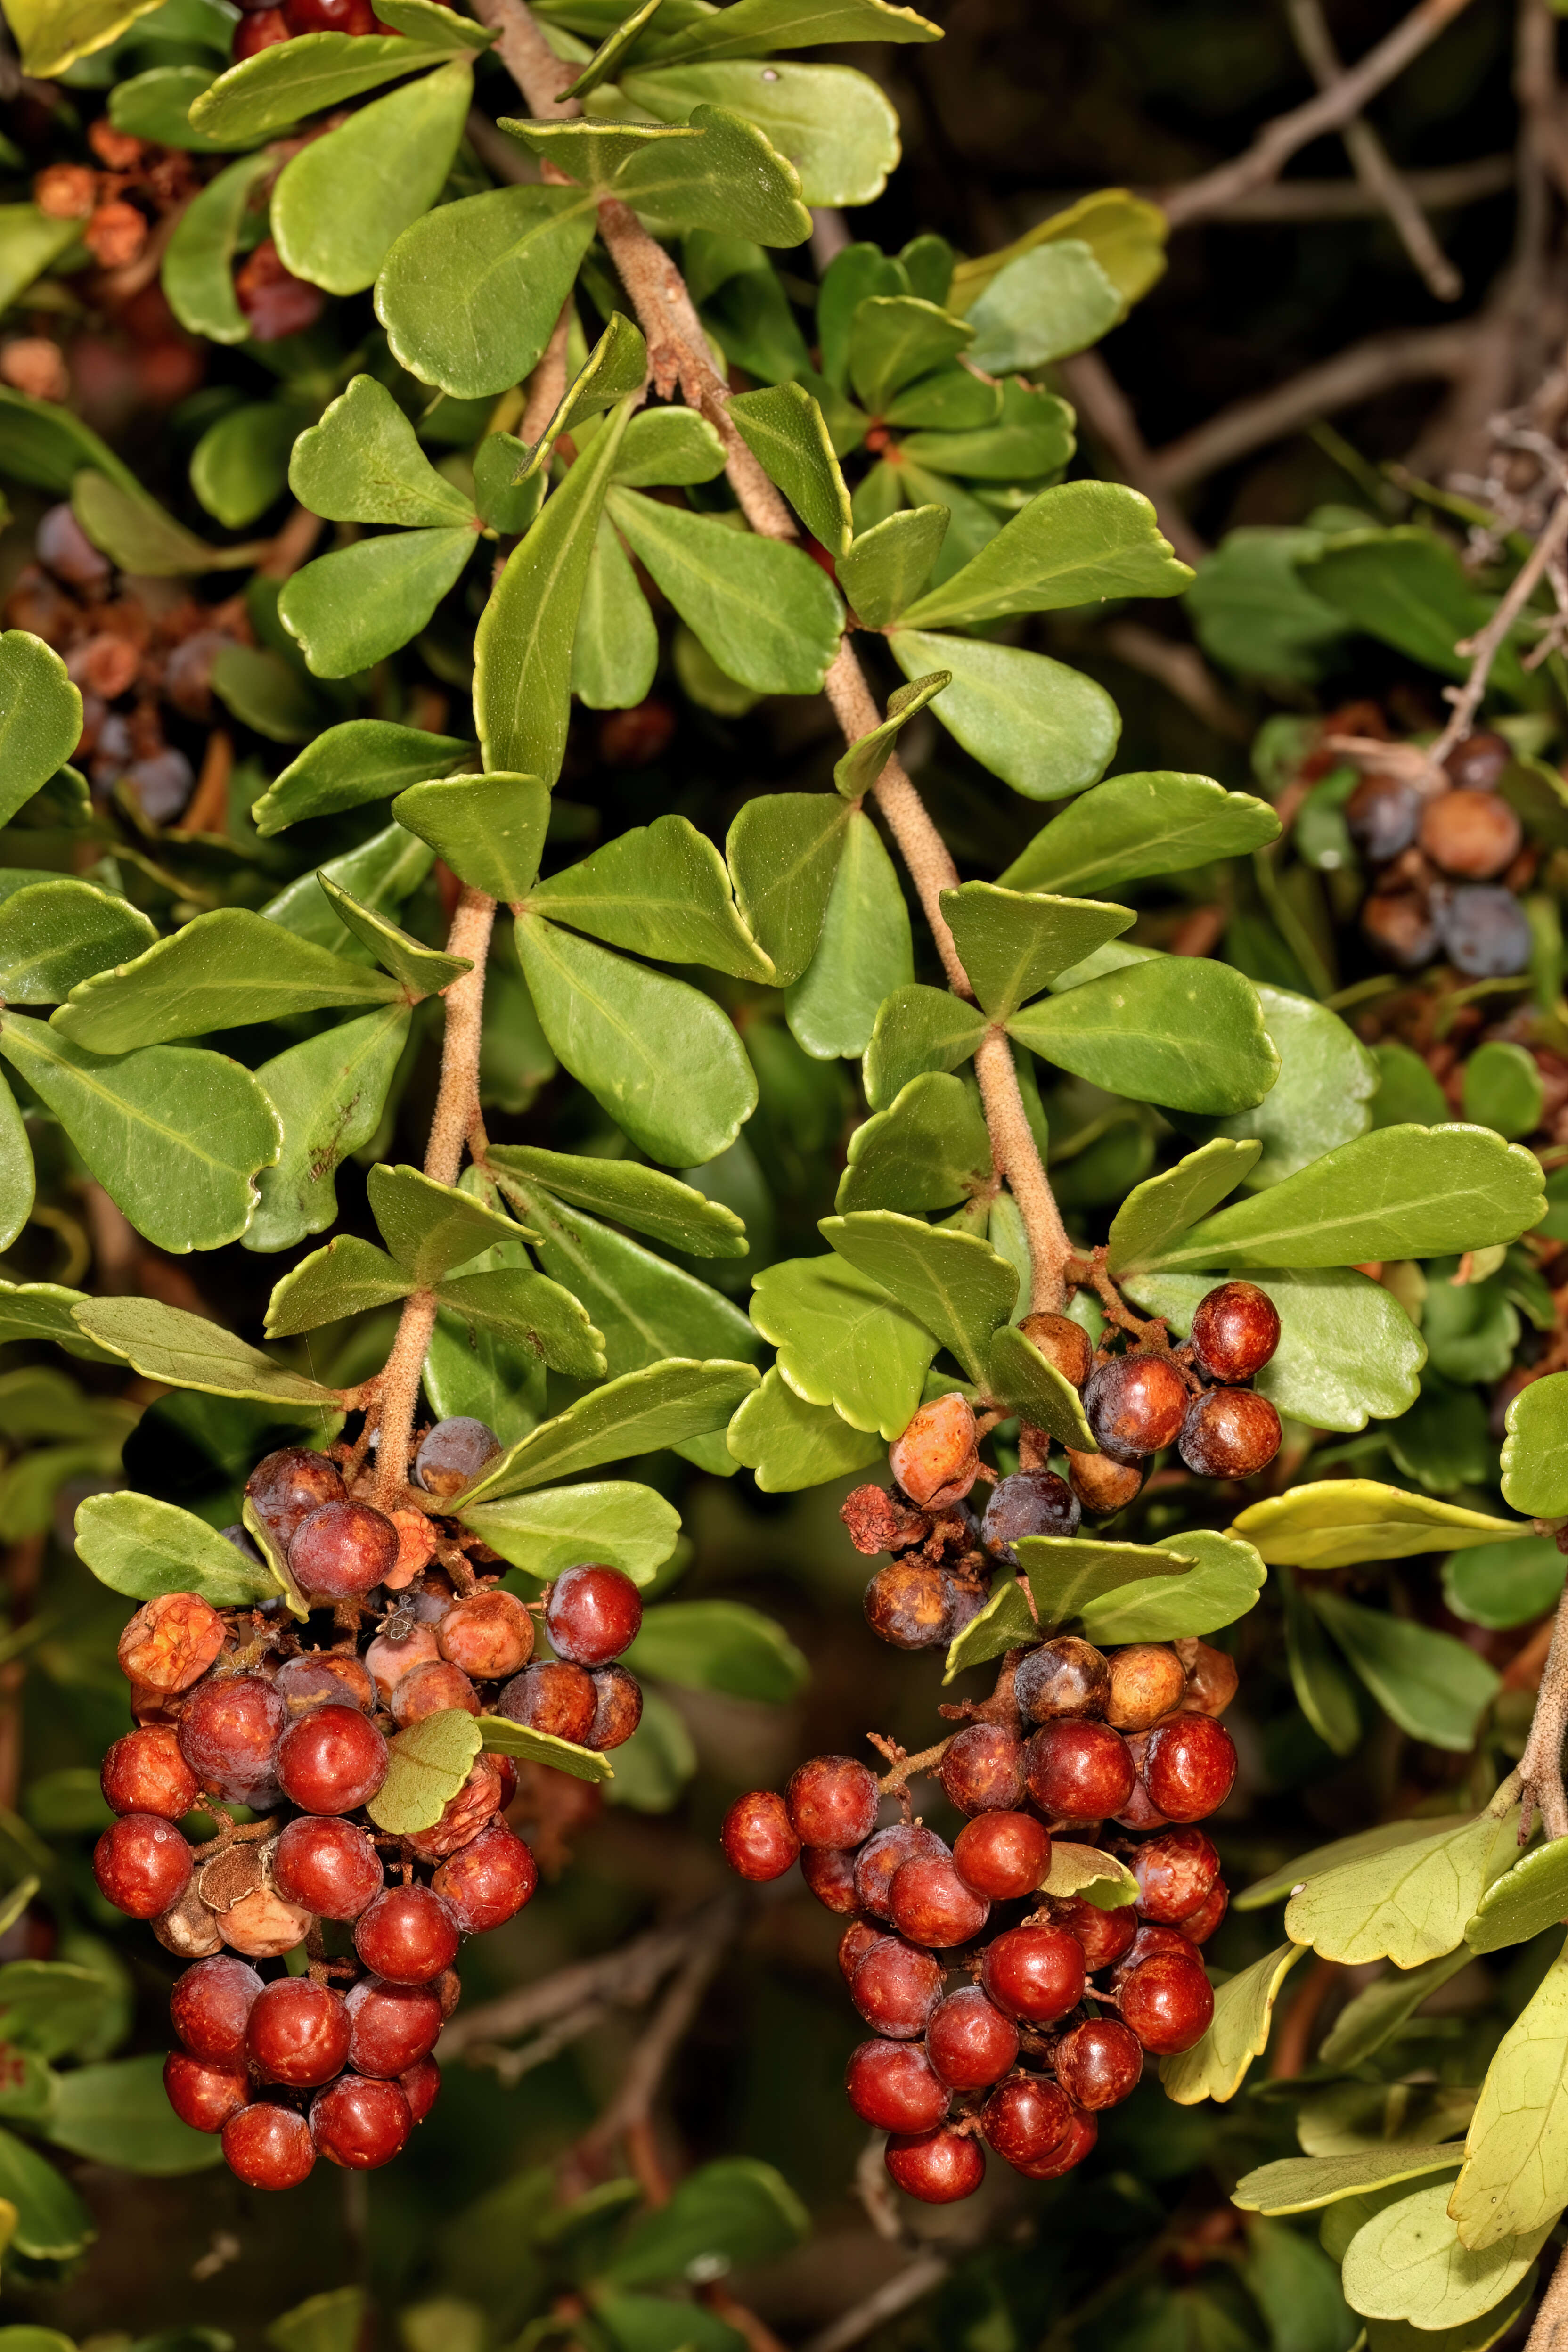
[1142,1716,1237,1822]
[345,1975,442,2078]
[403,1760,504,1863]
[171,1956,262,2064]
[853,1823,947,1920]
[982,1470,1080,1562]
[981,2074,1072,2171]
[1177,1641,1239,1717]
[245,1446,344,1548]
[1119,1954,1214,2053]
[1084,1352,1189,1463]
[925,1986,1018,2090]
[1105,1644,1188,1732]
[289,1499,398,1602]
[272,1817,384,1921]
[721,1791,799,1882]
[889,1855,989,1949]
[800,1846,860,1914]
[495,1661,594,1743]
[1438,884,1531,978]
[546,1564,642,1666]
[850,1936,943,2038]
[222,2101,315,2190]
[885,2125,985,2203]
[117,1592,225,1693]
[838,1918,883,1985]
[588,1665,642,1750]
[1025,1721,1135,1822]
[1048,1892,1138,1973]
[392,1661,480,1726]
[1444,731,1510,791]
[1183,1877,1230,1944]
[275,1652,375,1718]
[310,2074,411,2170]
[864,1558,953,1648]
[400,2057,440,2123]
[101,1726,199,1820]
[277,1706,387,1815]
[1345,774,1419,861]
[247,1978,350,2087]
[1054,2016,1143,2109]
[1018,1310,1093,1390]
[1420,789,1521,880]
[1066,1448,1145,1516]
[979,1924,1085,2025]
[938,1723,1025,1815]
[1178,1388,1282,1478]
[786,1755,878,1849]
[164,2050,248,2133]
[952,1812,1050,1902]
[1132,1827,1219,1924]
[889,1394,978,1509]
[846,2039,949,2133]
[1015,1636,1110,1724]
[218,1888,315,1959]
[178,1674,285,1809]
[438,1589,533,1681]
[1190,1281,1281,1383]
[1016,2105,1097,2178]
[94,1813,191,1918]
[414,1417,501,1499]
[1364,888,1437,970]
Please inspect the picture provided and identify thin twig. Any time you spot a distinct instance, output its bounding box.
[1054,351,1208,565]
[800,2253,953,2352]
[1517,0,1568,204]
[438,1903,731,2057]
[1516,1574,1568,1841]
[1203,154,1514,219]
[575,1900,739,2170]
[1429,486,1568,766]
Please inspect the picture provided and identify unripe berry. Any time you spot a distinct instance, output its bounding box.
[853,1823,947,1920]
[937,1723,1025,1816]
[1131,1827,1220,1925]
[786,1755,878,1849]
[345,1975,442,2077]
[275,1652,375,1718]
[1065,1447,1145,1516]
[495,1661,594,1743]
[980,2074,1071,2171]
[924,1986,1018,2090]
[354,1886,460,1984]
[1024,1721,1135,1822]
[101,1727,199,1820]
[889,1855,989,1949]
[850,1936,943,2038]
[431,1821,538,1933]
[588,1665,642,1750]
[1419,788,1521,880]
[1018,1310,1093,1390]
[1048,1893,1138,1973]
[800,1845,860,1914]
[219,1887,315,1959]
[289,1499,399,1602]
[1142,1716,1237,1822]
[164,2050,249,2133]
[1105,1644,1188,1732]
[178,1674,285,1809]
[1178,1388,1282,1478]
[246,1447,345,1549]
[952,1811,1050,1902]
[720,1791,799,1882]
[846,2039,950,2133]
[1118,1953,1214,2053]
[310,2074,412,2169]
[392,1661,480,1726]
[272,1817,384,1920]
[117,1593,225,1693]
[545,1565,642,1666]
[1054,2016,1143,2109]
[884,2125,985,2203]
[1015,1636,1110,1724]
[980,1925,1085,2025]
[94,1813,192,1918]
[223,2101,315,2190]
[277,1705,388,1815]
[414,1417,501,1499]
[438,1590,533,1681]
[1083,1353,1189,1463]
[400,2056,440,2123]
[888,1394,978,1509]
[171,1955,262,2063]
[246,1977,351,2087]
[1189,1282,1281,1383]
[982,1470,1079,1561]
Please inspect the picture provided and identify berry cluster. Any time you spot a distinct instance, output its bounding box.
[720,1634,1238,2202]
[92,1421,644,2189]
[233,0,385,68]
[1349,729,1533,977]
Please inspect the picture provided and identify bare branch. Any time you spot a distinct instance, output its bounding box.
[1205,154,1513,219]
[1527,2235,1568,2349]
[575,1903,738,2168]
[800,2253,953,2352]
[1054,351,1208,565]
[1516,1567,1568,1842]
[438,1902,729,2058]
[1430,485,1568,765]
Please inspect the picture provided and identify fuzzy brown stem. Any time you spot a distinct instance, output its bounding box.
[1518,1574,1568,1841]
[1528,2238,1568,2352]
[975,1028,1073,1311]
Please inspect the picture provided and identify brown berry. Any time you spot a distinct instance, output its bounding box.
[438,1590,534,1681]
[952,1811,1050,1902]
[850,1936,943,2038]
[234,239,325,341]
[1178,1388,1282,1478]
[222,2102,314,2190]
[1176,1641,1239,1717]
[1142,1716,1237,1822]
[34,164,97,221]
[925,1986,1018,2090]
[1019,1310,1093,1389]
[720,1790,799,1882]
[1084,1353,1189,1463]
[884,2125,985,2203]
[937,1723,1025,1815]
[1189,1281,1281,1383]
[94,1813,191,1918]
[117,1593,226,1693]
[786,1755,878,1849]
[838,1918,883,1984]
[246,1978,350,2087]
[413,1417,501,1499]
[403,1760,504,1863]
[846,2040,949,2133]
[271,1817,384,1920]
[1024,1721,1135,1821]
[1444,731,1510,791]
[310,2074,411,2170]
[1112,1922,1200,1982]
[979,1924,1085,2024]
[1015,1636,1110,1724]
[1105,1645,1188,1732]
[889,1394,978,1509]
[164,2051,248,2134]
[1066,1448,1145,1516]
[864,1558,954,1649]
[1345,772,1420,861]
[1015,2105,1096,2178]
[982,1470,1079,1561]
[1363,888,1437,969]
[889,1854,990,1949]
[495,1661,592,1742]
[392,1660,480,1726]
[274,1652,376,1717]
[1118,1953,1214,2053]
[1419,789,1521,881]
[588,1665,642,1750]
[218,1887,315,1959]
[101,1726,198,1820]
[364,1623,441,1706]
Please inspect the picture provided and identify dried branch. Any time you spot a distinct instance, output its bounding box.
[1054,351,1208,565]
[438,1901,731,2058]
[800,2252,953,2352]
[1429,486,1568,765]
[573,1901,738,2173]
[1208,154,1514,219]
[1517,0,1568,205]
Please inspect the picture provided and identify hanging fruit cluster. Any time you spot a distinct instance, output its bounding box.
[1342,728,1535,978]
[92,1421,643,2189]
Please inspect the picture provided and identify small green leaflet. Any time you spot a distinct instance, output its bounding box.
[607,485,843,695]
[527,813,774,982]
[1467,1843,1568,1954]
[375,185,597,403]
[392,773,550,905]
[1016,1533,1194,1628]
[940,881,1134,1018]
[71,1297,340,1406]
[888,629,1120,801]
[726,1369,883,1492]
[516,314,648,481]
[726,793,849,986]
[1502,1372,1568,1516]
[728,382,852,555]
[73,1492,276,1607]
[251,720,472,836]
[1235,2149,1467,2216]
[1078,1527,1266,1645]
[1010,955,1278,1116]
[248,1005,411,1256]
[288,374,475,529]
[864,983,988,1108]
[476,1715,613,1784]
[1232,1481,1531,1569]
[1040,1841,1137,1908]
[751,1252,934,1440]
[1341,2185,1549,2328]
[1160,1942,1303,2106]
[0,632,82,830]
[897,480,1192,631]
[487,1146,746,1258]
[455,1358,760,1505]
[1002,770,1281,898]
[833,671,949,801]
[502,105,812,247]
[820,1209,1017,1384]
[278,528,476,680]
[986,1322,1095,1451]
[189,29,455,143]
[838,506,948,628]
[457,1481,681,1585]
[367,1707,483,1834]
[836,1072,991,1218]
[368,1163,528,1282]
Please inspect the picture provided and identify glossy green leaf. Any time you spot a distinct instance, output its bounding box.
[457,1481,679,1585]
[837,506,948,629]
[1278,1561,1361,1755]
[986,1321,1094,1450]
[434,1266,605,1379]
[1502,1372,1568,1515]
[0,880,154,1006]
[965,238,1122,371]
[368,0,494,45]
[519,315,649,482]
[475,401,631,783]
[0,2125,93,2259]
[1106,1140,1260,1275]
[376,184,597,401]
[72,1297,339,1404]
[1237,2148,1467,2217]
[1010,956,1277,1115]
[562,0,666,94]
[189,29,456,144]
[888,629,1119,800]
[1448,1934,1568,2251]
[863,983,988,1109]
[0,634,82,830]
[1343,2186,1549,2328]
[613,405,727,489]
[751,1251,933,1438]
[162,152,273,343]
[785,807,913,1059]
[1175,984,1379,1187]
[1462,1040,1544,1139]
[245,1006,411,1247]
[1160,1942,1303,2106]
[900,378,1076,482]
[52,907,401,1052]
[456,1357,760,1504]
[727,381,851,554]
[1444,1534,1566,1632]
[252,720,470,837]
[899,481,1190,631]
[310,879,465,1000]
[624,1599,806,1703]
[367,1707,483,1835]
[278,527,476,681]
[1233,1480,1529,1569]
[1079,1527,1266,1644]
[1002,770,1281,898]
[726,1368,882,1491]
[391,773,549,906]
[1467,1843,1568,1954]
[607,486,843,694]
[264,1235,414,1336]
[725,793,849,986]
[943,1571,1037,1680]
[951,187,1167,315]
[366,1164,523,1283]
[820,1210,1017,1383]
[836,1072,990,1216]
[1284,1810,1515,1968]
[1310,1591,1499,1752]
[941,882,1134,1019]
[883,364,998,431]
[73,1491,275,1607]
[190,401,294,529]
[474,1715,612,1783]
[505,105,811,245]
[639,0,938,61]
[289,375,474,529]
[572,515,660,710]
[1127,1266,1424,1435]
[529,814,773,981]
[848,296,972,413]
[621,61,900,204]
[1015,1533,1192,1628]
[487,1145,745,1258]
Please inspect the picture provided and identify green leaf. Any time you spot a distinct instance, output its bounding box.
[821,1208,1018,1383]
[0,2125,93,2260]
[207,643,327,747]
[1159,1942,1304,2106]
[727,381,851,555]
[572,516,660,710]
[375,186,597,401]
[1462,1041,1544,1139]
[1175,984,1379,1188]
[1372,1041,1457,1130]
[1232,1480,1530,1569]
[1126,1267,1425,1435]
[751,1251,933,1438]
[0,1067,32,1254]
[1239,1816,1472,1912]
[308,880,463,1001]
[529,813,773,981]
[486,1145,745,1257]
[264,1235,415,1337]
[1342,2185,1549,2328]
[1502,1372,1568,1515]
[475,401,632,783]
[837,506,948,629]
[367,1707,483,1835]
[561,0,666,95]
[941,882,1134,1019]
[1284,1810,1514,1967]
[457,1481,681,1585]
[268,2289,370,2352]
[1467,1845,1568,1954]
[278,527,476,681]
[191,401,295,529]
[457,1357,759,1503]
[0,634,82,830]
[613,405,728,489]
[74,1491,276,1607]
[1444,1534,1565,1633]
[606,486,843,694]
[0,1016,279,1254]
[846,295,971,414]
[189,29,456,143]
[1107,1140,1261,1275]
[391,773,549,906]
[247,1005,410,1256]
[1145,1126,1547,1272]
[964,238,1121,372]
[47,2053,220,2175]
[882,364,997,432]
[0,384,139,499]
[624,1599,806,1703]
[638,0,939,62]
[1040,1840,1138,1908]
[162,152,272,343]
[1449,1932,1568,2251]
[603,2159,807,2289]
[368,0,494,45]
[899,378,1076,481]
[943,1571,1037,1680]
[474,1715,612,1783]
[1016,1533,1195,1629]
[863,983,988,1109]
[1422,1265,1519,1387]
[0,207,81,316]
[252,720,471,837]
[1300,529,1504,684]
[0,1281,111,1359]
[725,793,848,986]
[70,470,261,577]
[1010,956,1277,1116]
[1002,769,1281,901]
[986,1320,1094,1450]
[725,1368,882,1491]
[1078,1527,1266,1645]
[1309,1591,1499,1752]
[515,914,757,1165]
[1280,1563,1363,1756]
[71,1297,340,1405]
[506,105,811,246]
[288,374,475,529]
[888,629,1119,800]
[1236,2149,1468,2217]
[518,314,649,482]
[835,1071,990,1216]
[785,807,913,1059]
[434,1266,605,1378]
[4,0,161,72]
[366,1163,524,1283]
[899,481,1191,631]
[624,64,898,204]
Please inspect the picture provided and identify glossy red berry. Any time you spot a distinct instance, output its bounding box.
[720,1791,800,1882]
[853,1823,947,1920]
[94,1813,192,1918]
[282,0,377,28]
[275,1652,376,1718]
[786,1755,878,1849]
[1083,1352,1189,1463]
[289,1499,399,1602]
[433,1821,537,1934]
[1183,1877,1230,1944]
[1105,1644,1187,1731]
[345,1975,442,2078]
[838,1921,882,1988]
[1189,1282,1281,1383]
[101,1727,199,1820]
[1015,1636,1110,1724]
[1112,1921,1200,1983]
[496,1661,595,1744]
[1114,1772,1170,1833]
[981,2073,1072,2171]
[246,1447,345,1548]
[177,1674,286,1809]
[246,1977,351,2087]
[400,2056,440,2123]
[889,1394,978,1509]
[846,2039,950,2133]
[889,1855,989,1949]
[277,1706,388,1815]
[1024,1721,1135,1822]
[355,1886,460,1984]
[1132,1828,1220,1925]
[800,1845,861,1915]
[546,1564,643,1666]
[588,1665,642,1750]
[937,1723,1025,1815]
[979,1925,1085,2025]
[163,2050,249,2133]
[272,1817,384,1921]
[171,1956,262,2064]
[925,1986,1019,2090]
[310,2073,412,2169]
[850,1936,943,2039]
[1142,1716,1237,1822]
[1054,2017,1143,2109]
[413,1417,501,1499]
[1016,2104,1097,2178]
[438,1589,533,1681]
[1178,1387,1282,1478]
[1049,1893,1138,1972]
[1119,1954,1214,2053]
[223,2101,315,2190]
[884,2125,985,2203]
[952,1811,1050,1902]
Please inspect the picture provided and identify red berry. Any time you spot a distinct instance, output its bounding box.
[980,2074,1071,2171]
[846,2039,949,2133]
[233,13,290,60]
[496,1661,595,1743]
[1142,1717,1237,1822]
[1178,1388,1282,1478]
[276,1706,388,1816]
[1024,1722,1135,1822]
[937,1723,1025,1815]
[889,1855,989,1949]
[720,1791,799,1883]
[117,1592,226,1693]
[1189,1282,1281,1383]
[272,1817,384,1921]
[1016,2104,1097,2178]
[1015,1637,1110,1723]
[1053,2017,1143,2109]
[952,1812,1050,1902]
[177,1674,285,1809]
[1132,1828,1220,1925]
[414,1417,500,1500]
[354,1886,459,1984]
[163,2050,249,2133]
[545,1565,642,1667]
[289,1500,399,1602]
[850,1936,943,2039]
[1113,1772,1170,1833]
[1105,1644,1187,1732]
[392,1660,480,1726]
[980,1925,1085,2025]
[925,1987,1018,2090]
[1112,1922,1200,1983]
[101,1727,199,1820]
[1183,1878,1229,1944]
[1049,1894,1138,1972]
[838,1918,882,1985]
[588,1665,642,1750]
[310,2073,412,2169]
[884,2125,985,2203]
[222,2101,315,2190]
[1119,1954,1214,2053]
[275,1652,376,1718]
[438,1589,533,1681]
[1083,1353,1189,1463]
[853,1823,947,1920]
[889,1394,978,1509]
[246,1447,344,1549]
[400,2056,440,2123]
[432,1822,537,1933]
[346,1976,442,2078]
[800,1846,860,1915]
[94,1814,192,1918]
[786,1755,878,1850]
[246,1978,351,2087]
[171,1956,263,2063]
